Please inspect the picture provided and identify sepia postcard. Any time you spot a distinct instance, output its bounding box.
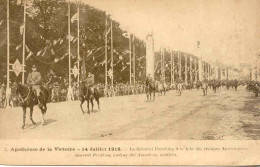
[0,0,260,165]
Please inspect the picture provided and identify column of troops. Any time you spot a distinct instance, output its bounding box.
[163,51,223,89]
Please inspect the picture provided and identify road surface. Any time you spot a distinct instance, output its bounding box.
[0,86,259,140]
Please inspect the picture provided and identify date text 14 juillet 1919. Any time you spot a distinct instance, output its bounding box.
[82,147,121,151]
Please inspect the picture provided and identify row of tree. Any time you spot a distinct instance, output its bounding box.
[0,0,146,84]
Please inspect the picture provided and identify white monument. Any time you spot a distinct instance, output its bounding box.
[146,33,155,80]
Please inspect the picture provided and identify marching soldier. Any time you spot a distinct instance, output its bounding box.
[27,65,42,106]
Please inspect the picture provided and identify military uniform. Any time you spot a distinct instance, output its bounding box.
[27,71,42,96]
[146,76,152,86]
[83,73,95,95]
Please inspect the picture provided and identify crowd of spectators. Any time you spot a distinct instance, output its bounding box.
[1,75,259,108]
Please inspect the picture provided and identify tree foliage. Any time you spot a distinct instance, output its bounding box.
[0,0,146,84]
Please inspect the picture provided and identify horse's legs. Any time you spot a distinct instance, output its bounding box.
[29,106,36,125]
[96,98,100,109]
[94,93,100,109]
[91,98,94,112]
[39,107,45,125]
[44,103,47,114]
[146,93,149,101]
[22,107,26,129]
[87,100,90,114]
[80,99,85,114]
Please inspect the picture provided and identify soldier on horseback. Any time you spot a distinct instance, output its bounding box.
[27,65,42,106]
[83,72,95,98]
[146,74,153,86]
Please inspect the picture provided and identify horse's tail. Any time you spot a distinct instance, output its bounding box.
[93,90,99,101]
[42,87,49,104]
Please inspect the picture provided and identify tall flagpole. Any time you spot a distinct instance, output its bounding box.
[77,3,80,84]
[133,37,135,85]
[171,51,173,84]
[160,48,163,80]
[68,2,71,88]
[178,51,181,80]
[129,33,132,85]
[6,0,10,90]
[105,16,108,86]
[5,0,10,108]
[22,0,26,84]
[111,20,113,87]
[163,48,165,82]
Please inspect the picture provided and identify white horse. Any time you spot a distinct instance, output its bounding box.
[156,81,166,95]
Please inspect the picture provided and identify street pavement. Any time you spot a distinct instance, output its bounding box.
[0,86,259,140]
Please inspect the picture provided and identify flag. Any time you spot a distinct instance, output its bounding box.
[121,66,127,71]
[26,51,33,60]
[25,45,30,52]
[71,12,78,23]
[53,40,58,45]
[16,44,22,50]
[54,58,59,62]
[122,32,130,38]
[37,50,42,56]
[101,60,106,66]
[20,23,25,35]
[106,28,111,35]
[41,47,47,56]
[73,38,77,43]
[51,49,55,55]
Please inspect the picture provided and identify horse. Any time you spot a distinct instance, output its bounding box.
[15,83,49,129]
[202,82,208,96]
[156,81,166,96]
[79,84,100,114]
[212,80,217,93]
[177,83,183,95]
[145,81,156,101]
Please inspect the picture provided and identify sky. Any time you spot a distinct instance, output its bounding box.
[77,0,260,68]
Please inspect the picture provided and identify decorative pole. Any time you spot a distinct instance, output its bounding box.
[133,37,136,85]
[22,0,26,84]
[111,20,113,87]
[77,3,80,83]
[6,0,11,108]
[129,33,132,85]
[68,2,71,87]
[105,16,108,86]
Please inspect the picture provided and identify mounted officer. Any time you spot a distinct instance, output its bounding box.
[27,65,42,106]
[83,72,95,97]
[145,73,153,87]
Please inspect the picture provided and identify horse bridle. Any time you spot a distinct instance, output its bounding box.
[18,86,32,104]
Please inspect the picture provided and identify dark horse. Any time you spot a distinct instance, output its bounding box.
[15,83,49,129]
[145,81,156,101]
[212,80,217,93]
[79,84,100,114]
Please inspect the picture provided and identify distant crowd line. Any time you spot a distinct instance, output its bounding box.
[0,76,259,108]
